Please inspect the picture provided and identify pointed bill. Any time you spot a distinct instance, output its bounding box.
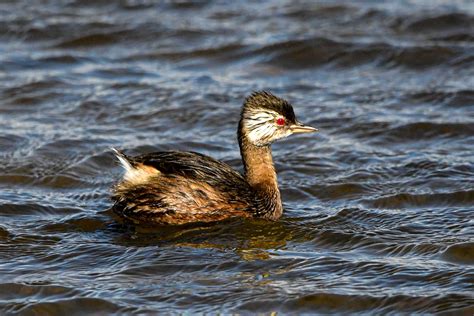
[290,122,318,134]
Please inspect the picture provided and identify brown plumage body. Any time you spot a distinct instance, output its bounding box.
[112,91,317,225]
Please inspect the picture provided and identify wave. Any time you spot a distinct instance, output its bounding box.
[364,190,474,209]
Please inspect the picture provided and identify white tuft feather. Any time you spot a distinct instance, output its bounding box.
[111,147,132,172]
[111,147,159,184]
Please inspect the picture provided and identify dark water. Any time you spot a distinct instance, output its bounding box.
[1,0,473,314]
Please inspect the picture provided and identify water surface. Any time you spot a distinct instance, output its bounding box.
[1,0,473,314]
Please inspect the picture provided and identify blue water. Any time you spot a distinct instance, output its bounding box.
[0,0,473,314]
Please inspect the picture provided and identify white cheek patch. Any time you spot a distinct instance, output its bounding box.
[243,110,279,146]
[244,111,275,128]
[247,123,278,146]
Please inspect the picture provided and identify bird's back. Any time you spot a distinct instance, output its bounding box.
[112,150,258,225]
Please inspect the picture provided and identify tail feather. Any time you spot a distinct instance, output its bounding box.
[111,147,133,172]
[111,147,159,184]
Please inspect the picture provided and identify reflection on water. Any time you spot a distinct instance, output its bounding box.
[1,0,473,314]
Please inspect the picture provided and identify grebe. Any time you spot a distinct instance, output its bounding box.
[112,91,317,225]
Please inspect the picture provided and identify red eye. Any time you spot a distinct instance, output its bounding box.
[276,117,285,126]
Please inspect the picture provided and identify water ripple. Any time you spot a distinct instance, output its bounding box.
[0,0,473,314]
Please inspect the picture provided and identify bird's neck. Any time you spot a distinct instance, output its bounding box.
[238,134,283,220]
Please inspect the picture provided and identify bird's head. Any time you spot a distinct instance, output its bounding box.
[239,91,318,147]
